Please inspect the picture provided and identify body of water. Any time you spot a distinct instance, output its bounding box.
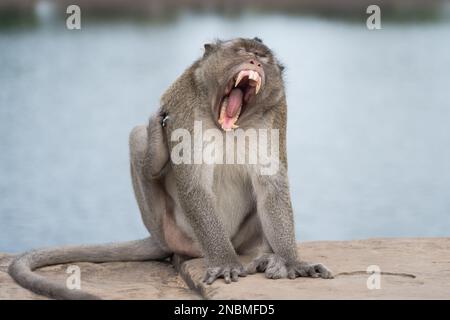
[1,13,449,252]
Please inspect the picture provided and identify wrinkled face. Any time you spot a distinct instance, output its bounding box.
[197,38,285,131]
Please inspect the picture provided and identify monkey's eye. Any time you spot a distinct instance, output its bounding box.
[254,52,270,64]
[254,52,266,58]
[234,48,247,54]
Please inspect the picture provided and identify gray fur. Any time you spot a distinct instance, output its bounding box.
[157,37,332,283]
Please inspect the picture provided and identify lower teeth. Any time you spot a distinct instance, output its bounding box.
[218,99,241,130]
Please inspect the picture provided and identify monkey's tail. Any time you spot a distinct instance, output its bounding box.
[8,236,171,300]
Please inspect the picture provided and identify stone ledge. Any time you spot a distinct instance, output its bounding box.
[179,238,450,299]
[0,254,199,300]
[1,238,449,299]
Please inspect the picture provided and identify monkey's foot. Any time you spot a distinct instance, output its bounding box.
[246,254,333,279]
[203,263,247,285]
[287,260,334,279]
[246,254,289,279]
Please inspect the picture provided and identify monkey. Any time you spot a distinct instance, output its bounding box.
[8,37,332,300]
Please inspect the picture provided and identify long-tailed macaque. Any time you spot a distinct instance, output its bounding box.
[8,37,332,300]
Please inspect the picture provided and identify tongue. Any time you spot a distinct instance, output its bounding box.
[226,88,243,118]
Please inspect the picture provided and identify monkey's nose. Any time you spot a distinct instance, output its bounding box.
[249,59,261,67]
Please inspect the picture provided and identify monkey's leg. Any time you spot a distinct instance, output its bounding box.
[131,116,203,258]
[129,116,171,252]
[249,171,333,280]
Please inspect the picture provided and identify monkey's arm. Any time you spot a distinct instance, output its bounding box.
[250,169,333,279]
[253,170,298,262]
[174,166,247,284]
[142,114,170,179]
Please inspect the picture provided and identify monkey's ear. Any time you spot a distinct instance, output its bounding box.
[203,43,215,56]
[278,63,285,72]
[253,37,263,43]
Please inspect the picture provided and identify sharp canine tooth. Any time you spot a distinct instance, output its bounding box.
[218,100,226,124]
[256,78,261,94]
[235,71,245,87]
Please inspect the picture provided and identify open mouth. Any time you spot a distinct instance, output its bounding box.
[218,69,262,131]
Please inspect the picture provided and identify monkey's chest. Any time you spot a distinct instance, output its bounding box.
[169,164,255,241]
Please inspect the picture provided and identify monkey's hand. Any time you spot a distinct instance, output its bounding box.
[203,261,247,285]
[246,254,333,280]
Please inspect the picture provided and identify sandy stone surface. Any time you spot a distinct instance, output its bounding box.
[180,238,450,299]
[0,254,199,300]
[1,238,449,299]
